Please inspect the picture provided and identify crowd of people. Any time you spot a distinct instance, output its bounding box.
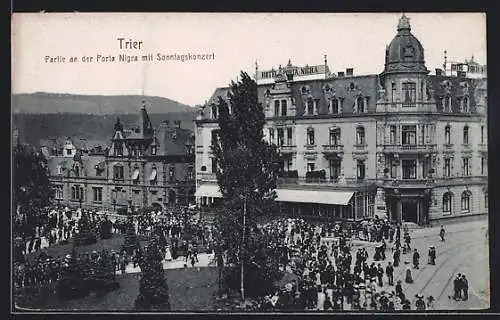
[255,217,463,311]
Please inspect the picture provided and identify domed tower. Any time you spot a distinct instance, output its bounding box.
[378,14,435,113]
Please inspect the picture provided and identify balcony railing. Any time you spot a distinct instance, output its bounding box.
[383,144,437,153]
[383,177,435,187]
[401,102,416,108]
[278,145,297,153]
[443,143,454,150]
[278,176,376,187]
[322,144,344,153]
[353,144,368,152]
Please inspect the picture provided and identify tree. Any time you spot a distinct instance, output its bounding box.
[74,212,98,246]
[211,71,282,299]
[13,144,54,235]
[135,234,171,310]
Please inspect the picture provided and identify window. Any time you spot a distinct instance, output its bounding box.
[186,166,194,181]
[74,165,80,177]
[461,191,470,213]
[277,128,284,146]
[66,149,73,156]
[169,166,176,182]
[481,157,485,175]
[211,129,220,146]
[463,96,470,113]
[71,185,84,201]
[402,160,417,179]
[151,146,157,155]
[307,163,316,172]
[132,168,140,184]
[444,95,451,112]
[212,105,218,119]
[402,125,417,145]
[329,159,341,180]
[462,157,470,176]
[307,99,314,115]
[444,158,452,177]
[285,158,293,171]
[329,128,341,146]
[481,125,484,144]
[55,185,63,199]
[150,168,158,185]
[114,144,123,156]
[307,128,315,145]
[274,100,280,117]
[281,100,287,116]
[390,126,397,144]
[445,125,451,144]
[357,160,366,180]
[402,82,416,104]
[113,165,124,180]
[463,126,469,144]
[390,158,398,178]
[331,98,339,114]
[391,83,396,102]
[57,165,63,175]
[422,157,430,178]
[211,158,217,174]
[356,127,365,145]
[443,192,452,215]
[485,192,488,208]
[269,128,275,144]
[286,127,293,145]
[356,97,365,113]
[92,187,103,203]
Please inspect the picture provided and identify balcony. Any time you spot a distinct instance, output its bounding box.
[322,144,344,154]
[278,145,297,154]
[278,176,375,188]
[382,144,437,154]
[401,102,416,108]
[304,145,318,154]
[478,143,487,153]
[352,144,368,154]
[383,177,435,188]
[443,143,454,150]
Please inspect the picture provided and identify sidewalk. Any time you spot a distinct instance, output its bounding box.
[123,252,215,274]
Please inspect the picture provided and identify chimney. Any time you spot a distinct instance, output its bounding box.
[346,68,354,76]
[338,71,345,78]
[435,68,443,76]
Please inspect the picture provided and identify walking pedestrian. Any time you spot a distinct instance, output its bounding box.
[393,247,400,267]
[413,249,420,269]
[386,262,394,286]
[377,264,384,287]
[462,275,469,301]
[440,225,445,242]
[428,246,436,265]
[405,267,413,284]
[415,294,426,310]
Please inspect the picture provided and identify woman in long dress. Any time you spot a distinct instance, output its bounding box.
[164,245,172,261]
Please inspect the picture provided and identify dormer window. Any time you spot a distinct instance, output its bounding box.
[151,146,157,155]
[356,96,366,113]
[402,82,416,104]
[444,95,452,112]
[307,127,315,145]
[74,165,80,177]
[57,164,63,175]
[281,99,287,116]
[331,98,339,114]
[274,100,280,117]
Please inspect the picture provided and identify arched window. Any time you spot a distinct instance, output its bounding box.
[463,126,469,144]
[444,125,451,144]
[461,191,471,213]
[113,165,124,180]
[357,96,365,113]
[331,98,339,114]
[442,192,452,215]
[307,127,315,145]
[356,126,365,145]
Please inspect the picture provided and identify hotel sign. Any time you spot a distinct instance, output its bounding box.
[258,64,327,80]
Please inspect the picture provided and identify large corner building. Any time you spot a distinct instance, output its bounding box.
[194,15,488,225]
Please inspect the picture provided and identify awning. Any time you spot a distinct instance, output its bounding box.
[149,169,157,181]
[195,184,222,198]
[276,189,354,206]
[132,169,140,180]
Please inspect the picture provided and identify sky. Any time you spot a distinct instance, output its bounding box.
[12,12,486,106]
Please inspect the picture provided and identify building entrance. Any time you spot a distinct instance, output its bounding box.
[402,201,418,224]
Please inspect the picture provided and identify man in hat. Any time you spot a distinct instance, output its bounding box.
[415,294,426,310]
[377,263,384,287]
[428,246,436,265]
[440,225,445,242]
[352,284,360,310]
[412,249,420,269]
[452,273,462,300]
[386,261,394,286]
[461,274,469,301]
[393,247,401,267]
